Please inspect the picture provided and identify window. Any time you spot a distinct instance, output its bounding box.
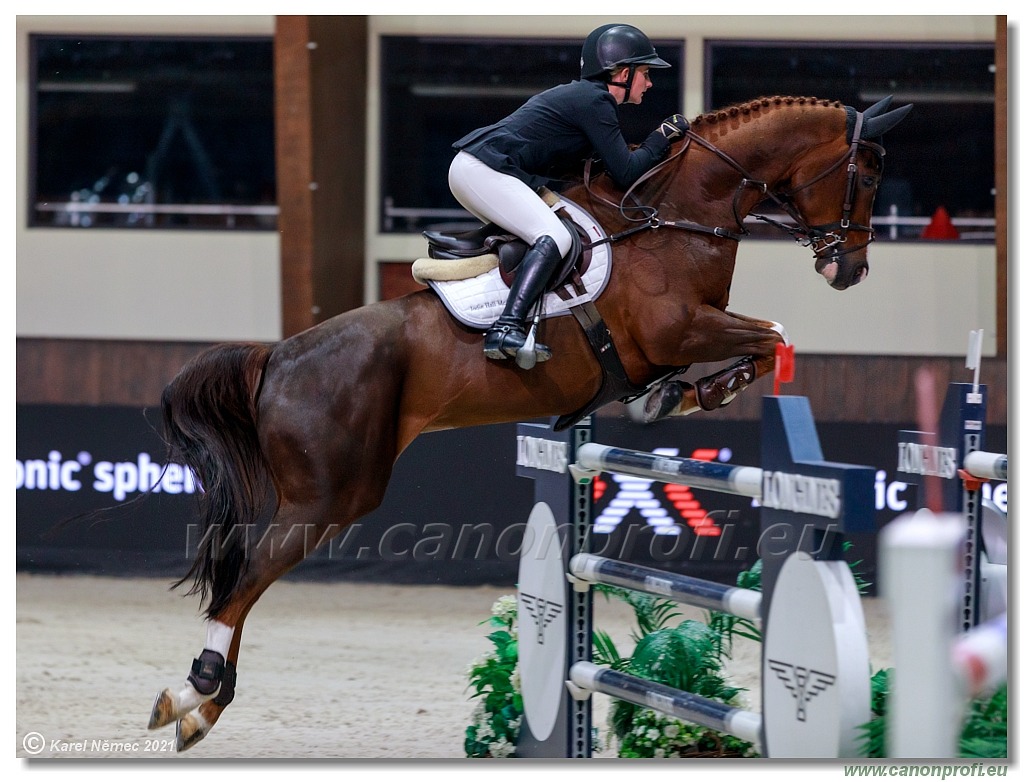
[31,35,276,230]
[707,41,996,241]
[379,36,684,234]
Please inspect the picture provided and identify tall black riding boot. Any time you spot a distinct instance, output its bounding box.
[483,235,563,363]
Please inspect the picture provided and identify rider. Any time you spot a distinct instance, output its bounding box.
[447,23,688,365]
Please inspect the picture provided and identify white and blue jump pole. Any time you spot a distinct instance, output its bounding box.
[569,553,762,621]
[514,394,876,758]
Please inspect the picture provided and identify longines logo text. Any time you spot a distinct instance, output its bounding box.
[516,436,569,474]
[761,472,842,519]
[897,441,959,479]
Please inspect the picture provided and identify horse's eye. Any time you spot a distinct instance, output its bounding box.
[862,176,877,189]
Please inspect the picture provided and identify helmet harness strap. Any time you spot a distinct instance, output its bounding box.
[607,64,635,101]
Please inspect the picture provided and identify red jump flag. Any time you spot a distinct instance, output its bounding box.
[773,343,795,395]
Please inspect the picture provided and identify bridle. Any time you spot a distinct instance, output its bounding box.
[748,111,885,260]
[583,110,886,261]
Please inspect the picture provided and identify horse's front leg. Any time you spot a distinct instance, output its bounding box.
[643,307,789,422]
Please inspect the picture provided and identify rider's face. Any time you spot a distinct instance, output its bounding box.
[611,65,653,105]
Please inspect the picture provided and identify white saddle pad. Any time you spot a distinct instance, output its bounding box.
[422,197,611,329]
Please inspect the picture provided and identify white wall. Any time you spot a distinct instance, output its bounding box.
[16,229,281,341]
[15,14,999,355]
[727,242,998,356]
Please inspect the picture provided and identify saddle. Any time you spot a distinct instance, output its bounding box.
[423,207,587,294]
[420,193,648,430]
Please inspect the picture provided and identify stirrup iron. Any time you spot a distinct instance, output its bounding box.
[515,304,547,369]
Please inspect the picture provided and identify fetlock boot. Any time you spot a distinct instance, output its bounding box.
[483,235,563,362]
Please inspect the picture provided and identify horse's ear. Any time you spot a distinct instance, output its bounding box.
[862,95,894,119]
[862,103,913,138]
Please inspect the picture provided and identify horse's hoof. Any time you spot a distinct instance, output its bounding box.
[149,688,178,730]
[641,382,677,423]
[642,381,693,423]
[176,712,210,752]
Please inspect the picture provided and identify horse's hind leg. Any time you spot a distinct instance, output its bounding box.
[643,308,789,422]
[148,618,239,734]
[171,612,255,751]
[149,328,408,751]
[149,501,366,751]
[148,579,262,749]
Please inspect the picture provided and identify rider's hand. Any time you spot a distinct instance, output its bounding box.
[658,114,689,141]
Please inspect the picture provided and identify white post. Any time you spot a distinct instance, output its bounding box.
[881,509,967,758]
[966,328,984,400]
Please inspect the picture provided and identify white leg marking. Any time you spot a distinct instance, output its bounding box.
[169,620,233,716]
[173,681,216,715]
[205,620,234,659]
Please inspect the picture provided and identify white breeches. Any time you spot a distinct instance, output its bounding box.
[448,151,573,257]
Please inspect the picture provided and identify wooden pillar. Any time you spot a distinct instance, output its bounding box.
[275,16,368,338]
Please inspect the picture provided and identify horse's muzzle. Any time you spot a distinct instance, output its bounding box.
[832,264,869,290]
[816,256,868,290]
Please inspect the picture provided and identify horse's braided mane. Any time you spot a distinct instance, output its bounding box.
[691,95,843,127]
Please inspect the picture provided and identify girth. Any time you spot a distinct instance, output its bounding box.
[550,271,652,431]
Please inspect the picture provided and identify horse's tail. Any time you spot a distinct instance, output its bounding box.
[162,342,274,618]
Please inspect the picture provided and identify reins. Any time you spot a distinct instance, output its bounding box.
[582,138,746,248]
[581,110,885,260]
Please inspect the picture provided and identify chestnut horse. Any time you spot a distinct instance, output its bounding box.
[148,95,910,750]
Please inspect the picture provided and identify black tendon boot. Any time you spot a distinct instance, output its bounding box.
[483,235,563,363]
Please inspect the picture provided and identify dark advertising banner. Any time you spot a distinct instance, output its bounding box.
[17,404,1006,589]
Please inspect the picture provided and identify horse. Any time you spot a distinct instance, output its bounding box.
[147,94,911,750]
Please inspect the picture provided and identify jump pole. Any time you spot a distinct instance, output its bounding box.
[514,392,875,758]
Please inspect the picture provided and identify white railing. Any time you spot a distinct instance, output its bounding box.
[381,198,996,239]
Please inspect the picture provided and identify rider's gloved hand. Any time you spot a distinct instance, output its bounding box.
[658,114,689,141]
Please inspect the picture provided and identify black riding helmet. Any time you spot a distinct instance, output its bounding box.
[580,23,670,96]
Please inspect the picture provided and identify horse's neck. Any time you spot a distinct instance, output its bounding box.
[673,106,842,215]
[568,105,842,233]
